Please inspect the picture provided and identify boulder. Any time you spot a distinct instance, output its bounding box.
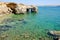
[48,31,60,36]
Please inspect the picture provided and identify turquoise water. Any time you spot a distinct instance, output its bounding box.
[0,6,60,40]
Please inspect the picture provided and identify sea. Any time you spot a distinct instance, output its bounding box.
[0,6,60,40]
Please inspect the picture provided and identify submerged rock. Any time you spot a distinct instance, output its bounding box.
[0,34,8,40]
[18,19,24,21]
[22,21,27,24]
[2,18,15,24]
[18,19,27,24]
[0,25,12,32]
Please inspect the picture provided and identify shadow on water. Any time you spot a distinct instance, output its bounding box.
[27,12,37,16]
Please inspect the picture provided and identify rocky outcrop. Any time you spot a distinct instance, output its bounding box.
[0,2,38,14]
[15,4,27,14]
[48,31,60,40]
[48,31,60,36]
[6,3,17,14]
[0,2,12,14]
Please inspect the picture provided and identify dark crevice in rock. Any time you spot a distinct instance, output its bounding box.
[11,8,17,14]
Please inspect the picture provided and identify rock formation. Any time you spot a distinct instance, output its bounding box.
[15,4,27,14]
[48,31,60,40]
[0,2,12,14]
[0,2,38,14]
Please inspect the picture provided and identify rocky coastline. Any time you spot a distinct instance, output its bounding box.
[0,2,38,15]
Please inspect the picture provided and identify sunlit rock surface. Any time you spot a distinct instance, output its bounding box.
[0,2,12,14]
[15,4,27,14]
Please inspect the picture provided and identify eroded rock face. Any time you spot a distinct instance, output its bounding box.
[6,3,27,14]
[6,3,17,14]
[15,4,27,14]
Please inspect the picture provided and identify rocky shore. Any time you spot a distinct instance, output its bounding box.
[48,31,60,40]
[0,2,38,14]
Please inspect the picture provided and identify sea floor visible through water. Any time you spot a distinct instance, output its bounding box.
[0,6,60,40]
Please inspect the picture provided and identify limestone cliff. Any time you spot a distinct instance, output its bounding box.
[0,2,38,14]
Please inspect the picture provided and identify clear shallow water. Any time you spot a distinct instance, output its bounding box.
[0,6,60,40]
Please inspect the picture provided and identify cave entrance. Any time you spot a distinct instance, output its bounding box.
[26,8,32,13]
